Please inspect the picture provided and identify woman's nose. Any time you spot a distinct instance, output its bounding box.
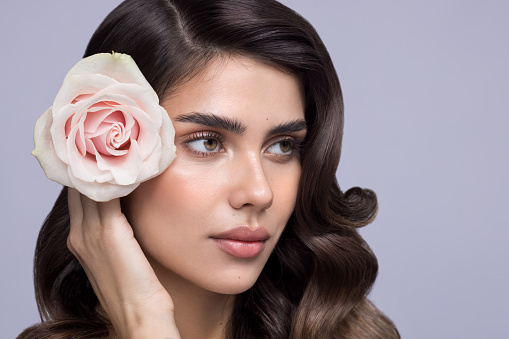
[228,152,274,211]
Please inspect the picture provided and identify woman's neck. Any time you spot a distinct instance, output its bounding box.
[149,257,235,339]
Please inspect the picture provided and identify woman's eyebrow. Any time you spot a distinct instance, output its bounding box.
[175,112,246,134]
[266,119,307,137]
[175,112,306,136]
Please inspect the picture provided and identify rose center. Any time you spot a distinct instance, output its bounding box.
[107,122,130,150]
[70,107,139,157]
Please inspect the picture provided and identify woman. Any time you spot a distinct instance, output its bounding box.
[20,0,399,338]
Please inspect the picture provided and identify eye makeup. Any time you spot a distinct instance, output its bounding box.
[181,129,305,161]
[264,136,304,162]
[182,131,226,157]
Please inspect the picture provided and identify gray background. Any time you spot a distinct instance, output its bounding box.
[1,0,507,338]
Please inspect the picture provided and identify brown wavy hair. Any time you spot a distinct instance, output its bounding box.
[19,0,399,338]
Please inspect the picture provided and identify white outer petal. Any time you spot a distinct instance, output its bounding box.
[32,107,73,187]
[158,107,177,172]
[63,53,158,102]
[53,74,119,113]
[50,103,79,163]
[96,83,163,125]
[68,172,140,202]
[137,107,176,180]
[120,105,159,159]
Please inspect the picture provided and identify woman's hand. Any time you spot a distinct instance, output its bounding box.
[67,188,181,339]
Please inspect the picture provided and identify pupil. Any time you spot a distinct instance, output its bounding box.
[205,139,217,151]
[281,141,291,153]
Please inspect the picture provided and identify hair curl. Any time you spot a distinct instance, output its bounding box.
[19,0,399,338]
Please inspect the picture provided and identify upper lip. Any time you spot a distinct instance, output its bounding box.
[211,226,270,242]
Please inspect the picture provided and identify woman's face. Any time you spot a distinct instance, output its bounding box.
[123,56,306,295]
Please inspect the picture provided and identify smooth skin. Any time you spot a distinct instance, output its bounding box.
[67,56,306,339]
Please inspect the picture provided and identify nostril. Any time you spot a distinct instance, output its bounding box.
[228,173,274,210]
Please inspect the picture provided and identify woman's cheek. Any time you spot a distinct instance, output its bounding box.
[125,155,227,235]
[267,160,301,213]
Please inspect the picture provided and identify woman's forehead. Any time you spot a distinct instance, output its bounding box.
[162,56,305,127]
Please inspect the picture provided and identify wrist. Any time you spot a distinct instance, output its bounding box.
[116,307,180,339]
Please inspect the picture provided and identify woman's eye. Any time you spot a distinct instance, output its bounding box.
[267,139,294,155]
[187,138,221,153]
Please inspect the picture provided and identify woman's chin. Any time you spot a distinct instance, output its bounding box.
[192,270,262,295]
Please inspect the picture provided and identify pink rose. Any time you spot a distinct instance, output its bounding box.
[32,52,176,201]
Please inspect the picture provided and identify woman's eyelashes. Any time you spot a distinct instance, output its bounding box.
[182,131,304,160]
[183,131,225,157]
[265,138,303,160]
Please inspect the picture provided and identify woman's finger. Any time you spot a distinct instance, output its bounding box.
[67,188,84,257]
[67,187,83,225]
[80,191,101,228]
[96,197,123,221]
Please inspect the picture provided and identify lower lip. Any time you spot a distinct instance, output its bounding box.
[213,239,266,258]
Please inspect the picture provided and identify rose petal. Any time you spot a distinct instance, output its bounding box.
[63,53,158,102]
[96,83,163,125]
[51,103,80,164]
[32,107,73,187]
[68,171,139,202]
[75,113,88,156]
[120,105,159,159]
[72,94,94,104]
[90,124,130,157]
[87,121,116,139]
[85,91,141,113]
[137,134,163,179]
[85,138,97,156]
[95,139,143,185]
[83,92,160,159]
[53,73,119,114]
[83,108,116,134]
[158,107,177,169]
[138,107,176,180]
[108,123,129,148]
[67,125,113,183]
[130,119,140,140]
[102,110,125,125]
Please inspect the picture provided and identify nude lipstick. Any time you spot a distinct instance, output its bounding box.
[211,226,270,258]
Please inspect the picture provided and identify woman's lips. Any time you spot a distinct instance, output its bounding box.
[213,239,266,258]
[211,226,270,258]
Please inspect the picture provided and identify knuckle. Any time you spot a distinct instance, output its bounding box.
[67,224,85,255]
[66,232,79,254]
